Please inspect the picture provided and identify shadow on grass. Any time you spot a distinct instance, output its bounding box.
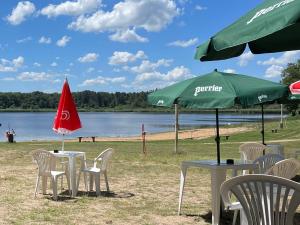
[45,190,135,201]
[185,211,234,225]
[85,191,135,198]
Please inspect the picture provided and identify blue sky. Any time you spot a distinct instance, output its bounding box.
[0,0,299,93]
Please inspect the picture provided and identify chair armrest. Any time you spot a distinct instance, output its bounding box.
[93,157,103,168]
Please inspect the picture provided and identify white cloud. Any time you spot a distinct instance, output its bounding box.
[7,1,35,25]
[109,50,146,65]
[17,71,52,81]
[134,65,193,84]
[168,38,198,47]
[129,59,173,73]
[0,56,24,72]
[68,0,179,42]
[13,56,24,67]
[238,51,254,66]
[51,62,58,67]
[256,51,300,79]
[195,5,207,11]
[40,0,101,17]
[16,36,32,44]
[223,69,236,74]
[109,29,148,43]
[33,62,41,67]
[257,51,300,66]
[1,77,15,81]
[78,53,99,63]
[56,36,71,47]
[39,36,52,44]
[265,65,284,78]
[80,76,126,86]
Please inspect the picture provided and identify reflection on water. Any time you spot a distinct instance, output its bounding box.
[0,112,285,141]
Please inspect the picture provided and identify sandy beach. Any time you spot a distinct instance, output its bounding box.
[68,126,252,142]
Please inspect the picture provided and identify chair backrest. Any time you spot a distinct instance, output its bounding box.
[266,158,300,179]
[239,143,266,162]
[94,148,114,171]
[32,149,53,176]
[221,174,300,225]
[253,153,285,174]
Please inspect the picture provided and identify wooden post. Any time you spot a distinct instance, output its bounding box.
[175,104,179,154]
[142,124,146,154]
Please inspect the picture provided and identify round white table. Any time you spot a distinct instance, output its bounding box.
[178,160,257,225]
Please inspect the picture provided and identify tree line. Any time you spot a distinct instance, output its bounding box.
[0,91,150,111]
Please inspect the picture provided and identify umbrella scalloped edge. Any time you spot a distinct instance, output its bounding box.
[53,128,75,135]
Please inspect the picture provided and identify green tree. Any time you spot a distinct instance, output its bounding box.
[281,60,300,115]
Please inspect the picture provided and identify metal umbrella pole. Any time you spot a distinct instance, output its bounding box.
[261,104,265,145]
[215,109,221,164]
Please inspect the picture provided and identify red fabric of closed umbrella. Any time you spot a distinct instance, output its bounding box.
[53,79,82,134]
[289,80,300,95]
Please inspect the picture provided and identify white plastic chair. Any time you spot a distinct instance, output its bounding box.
[78,148,113,196]
[239,143,266,163]
[266,158,300,179]
[229,153,285,225]
[227,157,300,225]
[253,153,285,174]
[221,174,300,225]
[32,149,70,200]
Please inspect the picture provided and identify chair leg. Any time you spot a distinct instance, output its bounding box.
[104,171,109,192]
[89,174,94,191]
[34,175,40,198]
[52,177,58,201]
[94,174,100,196]
[84,173,88,192]
[76,170,81,192]
[65,173,71,196]
[42,176,47,195]
[232,209,238,225]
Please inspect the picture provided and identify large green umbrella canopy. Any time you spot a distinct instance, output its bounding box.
[195,0,300,61]
[149,70,288,108]
[148,70,289,163]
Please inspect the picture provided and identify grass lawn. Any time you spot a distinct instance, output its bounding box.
[1,116,300,225]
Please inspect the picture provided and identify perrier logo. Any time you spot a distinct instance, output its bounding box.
[194,85,223,96]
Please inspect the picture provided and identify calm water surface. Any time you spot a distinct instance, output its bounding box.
[0,112,283,141]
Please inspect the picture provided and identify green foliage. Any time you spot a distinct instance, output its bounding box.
[281,59,300,115]
[0,91,150,111]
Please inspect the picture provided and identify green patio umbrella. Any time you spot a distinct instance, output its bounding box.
[195,0,300,61]
[148,70,288,163]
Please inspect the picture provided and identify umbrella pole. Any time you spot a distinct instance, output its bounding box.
[215,109,221,164]
[62,134,65,152]
[261,104,265,145]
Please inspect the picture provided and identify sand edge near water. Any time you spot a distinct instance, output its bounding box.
[66,127,252,142]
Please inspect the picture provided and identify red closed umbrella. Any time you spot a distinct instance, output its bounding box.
[53,79,82,151]
[289,80,300,95]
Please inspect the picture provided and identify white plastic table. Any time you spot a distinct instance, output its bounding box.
[50,150,85,197]
[178,160,257,225]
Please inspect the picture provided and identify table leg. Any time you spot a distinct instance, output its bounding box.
[42,176,47,194]
[68,156,77,197]
[178,165,187,215]
[211,169,226,225]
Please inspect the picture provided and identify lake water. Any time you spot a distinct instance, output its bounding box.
[0,112,284,141]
